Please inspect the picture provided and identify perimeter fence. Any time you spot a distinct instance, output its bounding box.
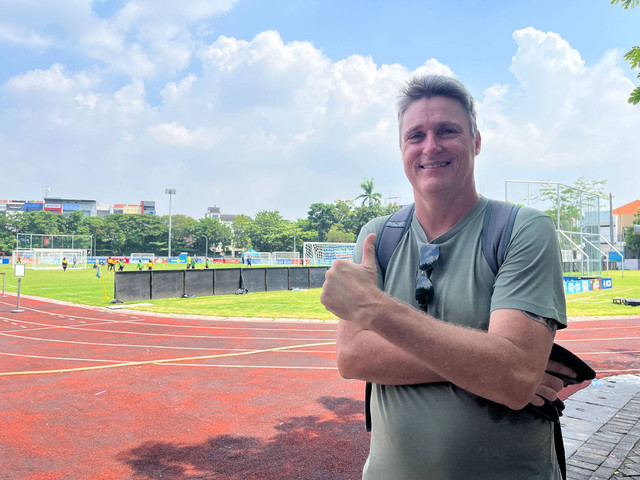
[113,266,329,302]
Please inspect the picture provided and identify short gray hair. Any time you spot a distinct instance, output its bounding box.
[397,75,478,139]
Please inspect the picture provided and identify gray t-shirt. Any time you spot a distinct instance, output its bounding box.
[355,196,567,480]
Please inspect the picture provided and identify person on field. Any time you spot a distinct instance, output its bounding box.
[186,254,191,269]
[147,260,153,271]
[61,257,68,271]
[190,256,196,270]
[137,259,144,271]
[118,259,124,271]
[321,75,575,479]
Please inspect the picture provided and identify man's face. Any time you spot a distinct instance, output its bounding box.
[400,96,481,201]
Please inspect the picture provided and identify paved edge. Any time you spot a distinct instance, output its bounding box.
[563,374,640,479]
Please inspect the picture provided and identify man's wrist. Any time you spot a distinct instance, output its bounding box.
[362,290,399,331]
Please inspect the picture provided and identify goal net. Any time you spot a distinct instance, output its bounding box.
[16,233,92,250]
[273,251,301,265]
[303,242,356,266]
[13,248,88,270]
[244,252,272,265]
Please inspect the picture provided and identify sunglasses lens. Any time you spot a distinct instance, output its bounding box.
[419,245,440,271]
[415,277,433,305]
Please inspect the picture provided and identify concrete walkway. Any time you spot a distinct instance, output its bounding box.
[563,375,640,479]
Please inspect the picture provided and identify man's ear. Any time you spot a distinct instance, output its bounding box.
[474,131,482,156]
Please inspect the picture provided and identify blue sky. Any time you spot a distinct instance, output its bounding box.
[1,0,639,219]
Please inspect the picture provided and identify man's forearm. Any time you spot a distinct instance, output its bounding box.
[322,235,554,410]
[336,320,446,385]
[362,294,553,410]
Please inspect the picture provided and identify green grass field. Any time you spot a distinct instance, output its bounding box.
[0,262,337,320]
[1,263,640,320]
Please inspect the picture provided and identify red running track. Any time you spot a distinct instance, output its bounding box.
[0,295,639,479]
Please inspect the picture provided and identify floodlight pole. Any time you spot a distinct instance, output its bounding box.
[202,234,209,257]
[165,188,176,258]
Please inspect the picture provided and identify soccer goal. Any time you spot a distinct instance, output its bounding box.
[244,252,272,265]
[13,248,88,270]
[273,251,301,265]
[16,233,92,251]
[303,242,356,266]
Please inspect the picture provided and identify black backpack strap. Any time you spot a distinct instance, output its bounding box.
[375,203,415,279]
[365,381,373,432]
[481,199,520,275]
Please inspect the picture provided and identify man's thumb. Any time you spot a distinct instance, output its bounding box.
[361,233,378,270]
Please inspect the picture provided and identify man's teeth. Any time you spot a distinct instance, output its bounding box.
[420,162,450,169]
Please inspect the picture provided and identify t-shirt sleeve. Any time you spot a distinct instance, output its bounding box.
[490,209,567,328]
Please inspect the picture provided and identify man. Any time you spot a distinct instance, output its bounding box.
[321,75,573,479]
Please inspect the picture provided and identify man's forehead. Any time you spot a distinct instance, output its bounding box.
[401,97,469,131]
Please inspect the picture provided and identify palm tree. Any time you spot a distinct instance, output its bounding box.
[356,178,383,207]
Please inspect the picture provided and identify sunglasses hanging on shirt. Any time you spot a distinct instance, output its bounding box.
[415,244,440,309]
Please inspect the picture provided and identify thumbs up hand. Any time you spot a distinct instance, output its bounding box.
[320,233,382,326]
[359,233,379,276]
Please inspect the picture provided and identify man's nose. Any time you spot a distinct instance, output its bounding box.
[422,132,441,155]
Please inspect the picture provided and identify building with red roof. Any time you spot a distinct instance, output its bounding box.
[613,200,640,242]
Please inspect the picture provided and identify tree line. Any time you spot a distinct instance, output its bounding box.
[0,178,399,257]
[4,177,637,258]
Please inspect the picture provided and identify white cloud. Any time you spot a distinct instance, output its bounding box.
[146,122,218,148]
[0,24,55,48]
[161,74,197,103]
[476,28,640,207]
[4,63,98,94]
[1,14,638,219]
[0,0,236,80]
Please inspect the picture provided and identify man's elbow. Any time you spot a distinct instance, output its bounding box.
[502,371,540,411]
[336,343,362,380]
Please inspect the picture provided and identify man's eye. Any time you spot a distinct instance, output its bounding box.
[440,128,458,137]
[407,132,424,141]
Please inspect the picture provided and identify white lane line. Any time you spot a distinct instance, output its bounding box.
[0,318,333,342]
[0,331,335,351]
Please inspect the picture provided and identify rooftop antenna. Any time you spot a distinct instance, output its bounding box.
[43,185,51,200]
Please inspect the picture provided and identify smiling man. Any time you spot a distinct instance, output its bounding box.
[321,75,571,479]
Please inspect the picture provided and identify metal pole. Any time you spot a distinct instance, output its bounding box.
[12,277,24,313]
[556,183,561,231]
[609,193,614,245]
[202,234,208,257]
[165,188,176,258]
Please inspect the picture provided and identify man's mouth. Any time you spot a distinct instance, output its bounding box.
[419,161,451,169]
